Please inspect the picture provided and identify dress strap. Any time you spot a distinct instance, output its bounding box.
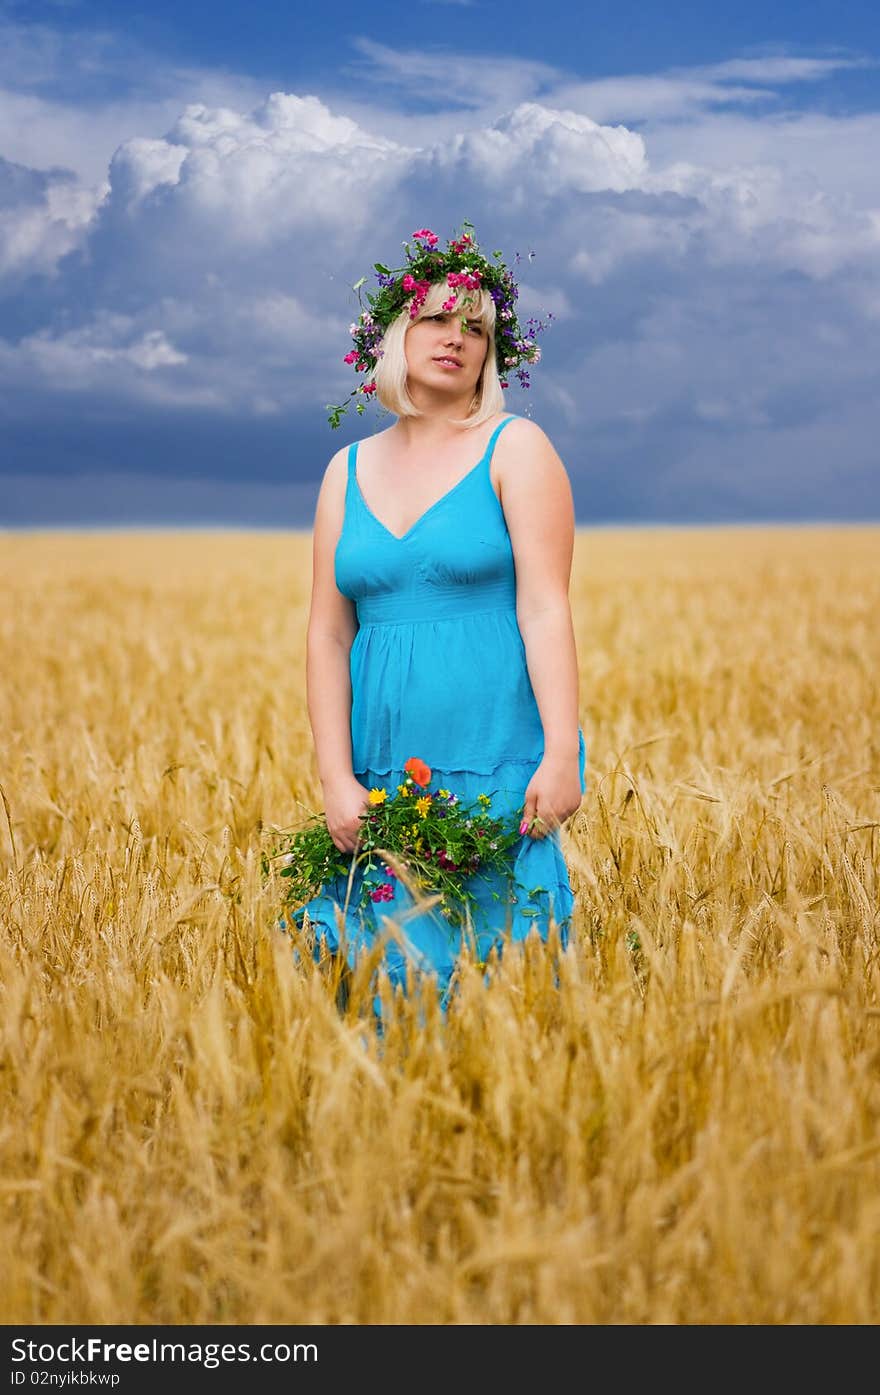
[347,440,359,482]
[482,414,518,463]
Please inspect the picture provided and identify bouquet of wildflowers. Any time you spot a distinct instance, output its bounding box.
[261,756,527,930]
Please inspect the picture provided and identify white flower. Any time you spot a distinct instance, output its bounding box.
[349,323,357,335]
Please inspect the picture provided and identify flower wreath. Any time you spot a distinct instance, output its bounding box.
[327,221,553,428]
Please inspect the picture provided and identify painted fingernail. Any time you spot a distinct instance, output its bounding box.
[519,818,529,835]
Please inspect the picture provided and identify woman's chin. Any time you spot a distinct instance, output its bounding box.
[408,376,475,401]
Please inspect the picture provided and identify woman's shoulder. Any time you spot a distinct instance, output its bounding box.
[320,442,350,492]
[494,413,569,495]
[497,413,560,464]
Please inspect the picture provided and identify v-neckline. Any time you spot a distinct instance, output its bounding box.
[353,442,488,544]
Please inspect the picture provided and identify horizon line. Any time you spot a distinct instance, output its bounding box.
[2,518,879,535]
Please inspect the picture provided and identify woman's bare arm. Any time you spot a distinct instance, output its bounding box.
[497,418,583,835]
[305,449,371,850]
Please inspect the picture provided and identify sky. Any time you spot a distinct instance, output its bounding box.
[1,0,879,526]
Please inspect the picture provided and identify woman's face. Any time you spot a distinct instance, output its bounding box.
[404,305,490,400]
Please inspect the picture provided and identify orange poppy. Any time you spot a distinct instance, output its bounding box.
[404,756,432,787]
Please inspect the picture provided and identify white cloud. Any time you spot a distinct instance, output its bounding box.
[427,102,648,194]
[348,38,559,110]
[0,155,105,278]
[1,314,191,390]
[108,137,187,204]
[644,109,880,212]
[696,54,876,84]
[530,53,875,124]
[0,288,345,416]
[106,92,411,242]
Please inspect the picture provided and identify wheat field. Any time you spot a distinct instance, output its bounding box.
[0,525,878,1325]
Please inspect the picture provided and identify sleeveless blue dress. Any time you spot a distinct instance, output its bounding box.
[289,413,588,1013]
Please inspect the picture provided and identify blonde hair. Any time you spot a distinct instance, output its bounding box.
[374,280,505,428]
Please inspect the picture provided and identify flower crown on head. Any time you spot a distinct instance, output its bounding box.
[326,221,553,428]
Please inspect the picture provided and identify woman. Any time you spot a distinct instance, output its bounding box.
[292,225,587,1016]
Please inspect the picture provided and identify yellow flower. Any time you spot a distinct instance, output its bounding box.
[438,788,450,799]
[368,787,387,805]
[397,784,410,797]
[415,796,432,817]
[414,836,424,851]
[478,792,492,807]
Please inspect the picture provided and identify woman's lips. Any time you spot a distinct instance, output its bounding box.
[433,357,462,369]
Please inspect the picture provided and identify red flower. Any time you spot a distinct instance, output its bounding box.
[404,756,431,787]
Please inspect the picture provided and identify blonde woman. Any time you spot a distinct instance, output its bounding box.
[292,225,587,1015]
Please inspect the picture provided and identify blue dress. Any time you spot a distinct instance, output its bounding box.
[289,413,587,1013]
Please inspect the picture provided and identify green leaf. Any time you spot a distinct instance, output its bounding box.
[352,276,367,291]
[374,263,391,274]
[520,908,540,917]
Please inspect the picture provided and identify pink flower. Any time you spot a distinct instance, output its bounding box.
[447,270,482,291]
[441,296,457,312]
[370,881,395,902]
[343,350,358,364]
[412,228,439,247]
[407,279,432,318]
[361,380,377,395]
[402,273,416,291]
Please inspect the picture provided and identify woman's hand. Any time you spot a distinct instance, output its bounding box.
[322,775,372,854]
[520,754,583,840]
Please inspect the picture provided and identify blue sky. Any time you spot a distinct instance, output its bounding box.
[1,0,879,525]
